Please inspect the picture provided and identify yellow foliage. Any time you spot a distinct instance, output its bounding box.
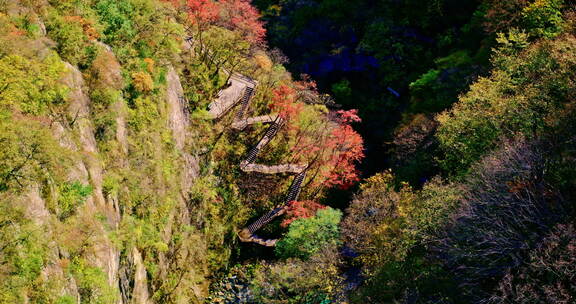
[254,51,273,71]
[144,57,155,73]
[131,71,154,93]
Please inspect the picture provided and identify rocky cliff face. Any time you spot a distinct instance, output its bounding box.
[6,30,204,302]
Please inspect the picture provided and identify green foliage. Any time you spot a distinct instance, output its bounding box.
[522,0,564,38]
[351,251,458,304]
[275,208,342,259]
[56,181,93,220]
[495,28,530,54]
[435,50,474,69]
[436,35,576,175]
[94,0,183,62]
[408,50,476,114]
[404,177,462,240]
[69,257,117,304]
[331,79,352,99]
[0,53,68,115]
[343,172,461,302]
[94,0,136,45]
[342,172,415,271]
[12,14,42,38]
[252,247,342,304]
[45,11,98,67]
[90,88,121,149]
[0,196,59,303]
[55,295,76,304]
[0,115,68,192]
[410,69,440,94]
[127,96,160,131]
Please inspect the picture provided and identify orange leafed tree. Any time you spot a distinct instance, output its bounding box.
[269,84,303,121]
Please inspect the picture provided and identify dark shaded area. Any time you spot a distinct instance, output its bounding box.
[255,0,489,183]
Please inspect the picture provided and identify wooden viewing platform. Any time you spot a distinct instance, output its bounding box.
[207,74,258,119]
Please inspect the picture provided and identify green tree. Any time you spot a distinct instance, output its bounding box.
[56,181,93,220]
[343,172,461,303]
[436,34,576,175]
[275,208,342,259]
[0,195,57,303]
[46,11,98,67]
[522,0,564,38]
[0,54,68,115]
[0,114,69,192]
[252,247,342,304]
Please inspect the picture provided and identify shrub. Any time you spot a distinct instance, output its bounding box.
[0,197,55,303]
[57,181,93,220]
[482,0,529,34]
[390,114,439,184]
[94,0,136,46]
[0,115,68,192]
[46,12,97,66]
[95,0,183,62]
[131,71,154,93]
[522,0,565,38]
[345,173,461,303]
[89,48,124,89]
[342,172,460,275]
[281,200,326,227]
[408,51,477,114]
[252,246,342,304]
[69,257,117,304]
[275,208,342,259]
[341,172,415,272]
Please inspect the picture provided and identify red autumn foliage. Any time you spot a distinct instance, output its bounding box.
[281,200,327,227]
[294,74,318,91]
[272,94,364,190]
[269,84,303,121]
[323,110,364,189]
[177,0,266,44]
[219,0,267,44]
[185,0,221,29]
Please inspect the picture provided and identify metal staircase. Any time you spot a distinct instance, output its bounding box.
[234,87,254,121]
[209,74,309,247]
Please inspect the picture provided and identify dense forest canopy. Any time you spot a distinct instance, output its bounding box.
[0,0,575,303]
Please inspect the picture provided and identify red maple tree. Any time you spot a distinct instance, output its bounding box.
[294,75,318,91]
[185,0,220,29]
[323,110,364,189]
[218,0,266,44]
[270,84,364,190]
[167,0,266,47]
[281,200,326,227]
